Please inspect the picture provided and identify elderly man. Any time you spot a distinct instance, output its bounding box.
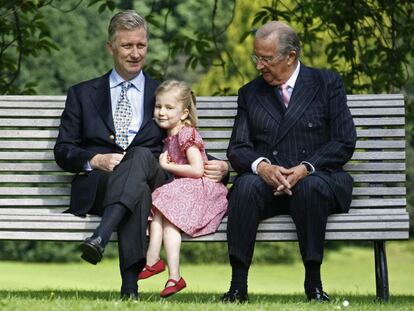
[222,21,356,303]
[54,10,228,300]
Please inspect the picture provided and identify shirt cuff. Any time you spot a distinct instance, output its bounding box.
[300,161,315,174]
[252,157,271,174]
[84,161,93,172]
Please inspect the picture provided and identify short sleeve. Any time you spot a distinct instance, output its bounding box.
[178,127,205,153]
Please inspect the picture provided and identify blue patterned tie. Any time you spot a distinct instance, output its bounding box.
[114,81,132,149]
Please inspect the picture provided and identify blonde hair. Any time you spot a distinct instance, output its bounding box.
[155,80,198,127]
[108,10,148,43]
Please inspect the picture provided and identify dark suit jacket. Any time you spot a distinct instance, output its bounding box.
[54,71,164,216]
[227,65,356,212]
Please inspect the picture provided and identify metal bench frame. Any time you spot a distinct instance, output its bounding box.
[0,94,409,301]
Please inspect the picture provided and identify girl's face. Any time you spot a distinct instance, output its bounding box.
[154,89,189,135]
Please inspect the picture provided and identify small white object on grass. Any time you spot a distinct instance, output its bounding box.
[342,300,350,307]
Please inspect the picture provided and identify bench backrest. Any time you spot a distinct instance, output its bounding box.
[0,94,407,233]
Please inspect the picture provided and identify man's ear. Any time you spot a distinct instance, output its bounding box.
[106,41,114,55]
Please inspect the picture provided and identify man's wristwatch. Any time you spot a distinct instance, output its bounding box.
[301,162,313,175]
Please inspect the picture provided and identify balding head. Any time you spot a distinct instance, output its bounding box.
[256,21,301,60]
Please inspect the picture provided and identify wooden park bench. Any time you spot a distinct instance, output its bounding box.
[0,94,409,301]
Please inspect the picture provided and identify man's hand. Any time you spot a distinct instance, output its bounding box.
[90,153,124,172]
[203,160,229,182]
[273,164,308,196]
[257,161,292,195]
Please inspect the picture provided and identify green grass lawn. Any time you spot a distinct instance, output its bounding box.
[0,241,413,310]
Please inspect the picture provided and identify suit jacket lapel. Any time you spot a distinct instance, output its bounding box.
[256,78,284,124]
[138,72,158,131]
[90,71,115,133]
[274,66,319,144]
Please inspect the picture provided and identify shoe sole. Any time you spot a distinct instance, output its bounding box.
[79,243,102,265]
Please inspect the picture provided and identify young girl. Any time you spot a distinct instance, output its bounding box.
[138,80,228,297]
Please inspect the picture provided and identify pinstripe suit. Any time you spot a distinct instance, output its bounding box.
[226,65,356,266]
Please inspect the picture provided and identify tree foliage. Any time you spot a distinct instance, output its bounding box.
[1,0,413,95]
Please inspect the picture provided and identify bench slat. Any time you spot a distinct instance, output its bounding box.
[0,207,408,216]
[207,151,406,161]
[0,198,406,208]
[0,230,408,241]
[202,140,406,150]
[0,130,58,139]
[0,187,70,195]
[0,129,406,140]
[1,212,408,223]
[0,109,62,117]
[0,186,405,196]
[0,162,406,173]
[0,152,55,160]
[0,174,72,183]
[0,220,408,232]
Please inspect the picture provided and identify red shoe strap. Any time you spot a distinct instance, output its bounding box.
[164,278,179,287]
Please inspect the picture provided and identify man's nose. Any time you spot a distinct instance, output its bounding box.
[256,61,265,70]
[130,46,140,58]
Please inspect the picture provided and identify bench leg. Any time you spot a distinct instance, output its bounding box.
[374,241,389,302]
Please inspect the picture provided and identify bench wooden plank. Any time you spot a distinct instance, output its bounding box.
[0,220,408,231]
[0,230,408,242]
[0,186,406,196]
[0,129,405,140]
[0,207,407,216]
[0,198,406,208]
[0,140,406,151]
[0,162,406,172]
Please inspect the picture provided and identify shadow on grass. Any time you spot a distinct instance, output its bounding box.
[1,290,414,304]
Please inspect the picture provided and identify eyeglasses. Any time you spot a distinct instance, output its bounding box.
[251,54,284,65]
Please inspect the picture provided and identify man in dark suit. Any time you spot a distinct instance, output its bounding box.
[221,21,356,303]
[54,10,228,300]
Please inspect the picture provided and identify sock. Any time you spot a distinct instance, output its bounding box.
[304,260,322,291]
[229,256,249,295]
[94,203,127,246]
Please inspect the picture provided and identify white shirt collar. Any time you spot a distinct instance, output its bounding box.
[284,61,301,89]
[109,69,145,92]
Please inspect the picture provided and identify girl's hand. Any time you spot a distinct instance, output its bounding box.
[159,151,170,169]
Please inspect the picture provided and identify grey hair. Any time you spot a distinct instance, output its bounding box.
[108,10,148,43]
[255,21,301,59]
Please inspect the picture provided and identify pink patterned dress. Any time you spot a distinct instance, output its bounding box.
[152,126,228,237]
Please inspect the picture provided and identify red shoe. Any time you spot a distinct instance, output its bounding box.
[137,259,166,280]
[160,277,187,298]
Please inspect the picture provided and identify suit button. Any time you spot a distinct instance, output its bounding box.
[109,134,115,140]
[272,150,278,156]
[308,122,313,128]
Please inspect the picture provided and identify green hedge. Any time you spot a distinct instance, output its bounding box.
[0,240,300,264]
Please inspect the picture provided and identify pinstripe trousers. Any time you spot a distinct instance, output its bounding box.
[226,172,337,267]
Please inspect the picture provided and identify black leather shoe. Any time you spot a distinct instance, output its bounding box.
[306,288,330,302]
[220,289,249,303]
[120,291,139,301]
[79,235,104,265]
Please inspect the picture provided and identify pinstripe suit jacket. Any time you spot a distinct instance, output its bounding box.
[227,65,357,212]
